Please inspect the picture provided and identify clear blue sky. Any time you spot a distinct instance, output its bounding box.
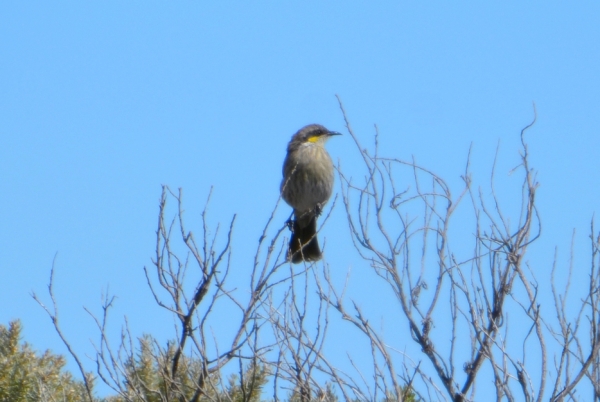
[1,2,599,397]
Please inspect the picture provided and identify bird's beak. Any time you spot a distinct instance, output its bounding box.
[327,131,342,137]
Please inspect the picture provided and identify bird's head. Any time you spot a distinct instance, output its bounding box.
[289,124,342,150]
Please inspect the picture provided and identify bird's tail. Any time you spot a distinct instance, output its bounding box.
[289,215,321,263]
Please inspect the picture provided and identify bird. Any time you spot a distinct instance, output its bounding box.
[280,124,341,263]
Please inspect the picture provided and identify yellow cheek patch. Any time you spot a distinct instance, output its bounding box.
[307,135,320,143]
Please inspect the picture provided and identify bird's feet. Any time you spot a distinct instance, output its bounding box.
[315,204,323,217]
[286,218,295,232]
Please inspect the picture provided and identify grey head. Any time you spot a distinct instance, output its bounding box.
[287,124,342,152]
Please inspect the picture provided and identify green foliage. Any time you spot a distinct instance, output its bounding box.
[0,320,89,402]
[223,361,268,402]
[1,322,418,401]
[383,386,420,402]
[106,334,268,402]
[290,383,339,402]
[399,385,419,402]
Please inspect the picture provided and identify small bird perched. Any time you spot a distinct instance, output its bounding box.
[281,124,341,263]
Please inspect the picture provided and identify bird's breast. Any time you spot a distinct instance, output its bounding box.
[281,145,335,213]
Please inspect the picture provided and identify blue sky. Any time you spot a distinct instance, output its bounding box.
[1,2,599,398]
